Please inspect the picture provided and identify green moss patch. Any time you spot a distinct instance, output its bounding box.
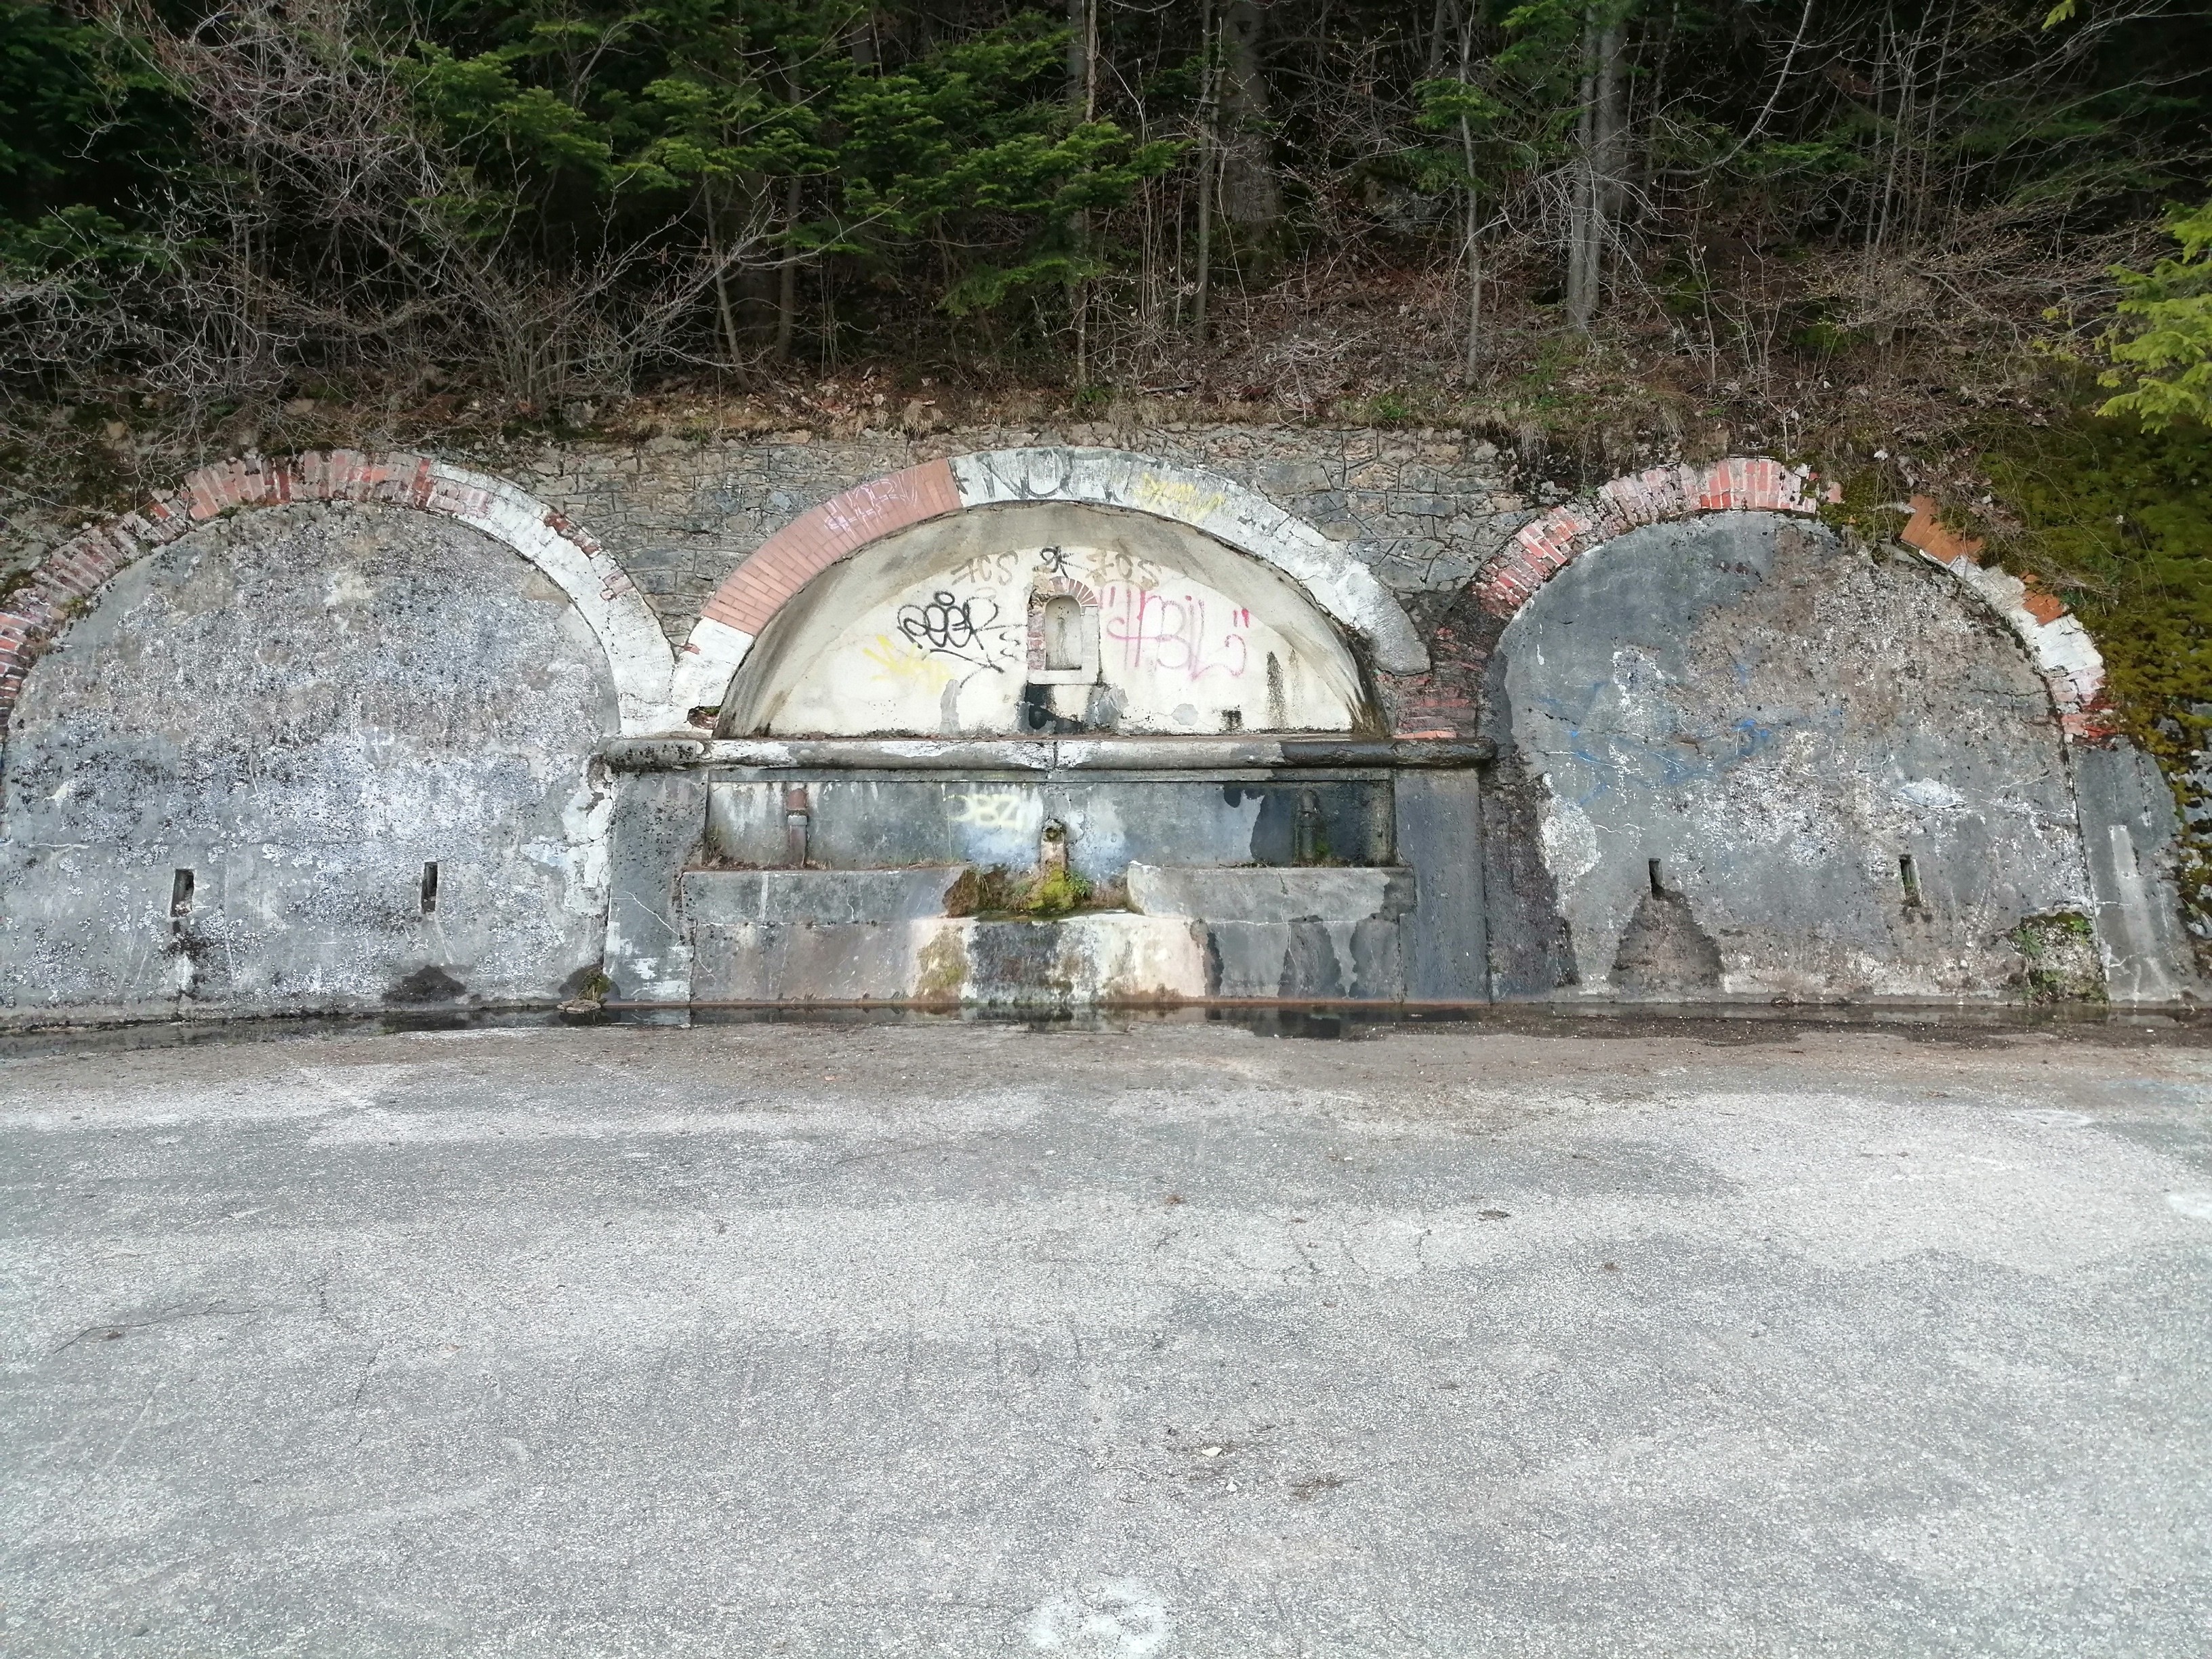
[943,864,1118,920]
[2011,911,2108,1004]
[1968,414,2212,941]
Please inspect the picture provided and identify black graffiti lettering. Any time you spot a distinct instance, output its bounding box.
[897,590,1015,668]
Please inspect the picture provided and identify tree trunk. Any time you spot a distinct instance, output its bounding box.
[1218,0,1282,253]
[773,175,801,361]
[1565,5,1625,331]
[1067,0,1092,384]
[1194,0,1216,346]
[1565,30,1598,327]
[1067,0,1088,108]
[705,180,747,380]
[1426,0,1454,81]
[1593,12,1628,243]
[1459,16,1482,375]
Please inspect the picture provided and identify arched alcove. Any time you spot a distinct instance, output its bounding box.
[0,450,676,735]
[718,501,1374,738]
[668,448,1427,718]
[1490,510,2095,999]
[1467,454,2112,738]
[0,500,617,1019]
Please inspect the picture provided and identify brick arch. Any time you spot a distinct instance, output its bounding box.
[668,447,1431,714]
[1467,455,2113,740]
[0,450,678,735]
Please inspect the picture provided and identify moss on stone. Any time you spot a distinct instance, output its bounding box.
[945,863,1103,920]
[914,930,967,1001]
[2011,910,2107,1004]
[1975,414,2212,936]
[1979,416,2212,758]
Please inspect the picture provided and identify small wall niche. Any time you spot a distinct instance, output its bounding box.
[420,861,439,915]
[1025,578,1100,685]
[1042,596,1084,670]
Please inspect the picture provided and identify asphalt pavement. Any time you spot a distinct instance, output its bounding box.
[2,1010,2209,1657]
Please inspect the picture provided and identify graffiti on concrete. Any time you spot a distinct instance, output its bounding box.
[947,791,1028,829]
[895,589,1021,670]
[1102,587,1251,682]
[720,520,1366,737]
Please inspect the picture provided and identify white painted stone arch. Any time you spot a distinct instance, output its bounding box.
[670,447,1429,718]
[949,450,1430,672]
[0,450,678,735]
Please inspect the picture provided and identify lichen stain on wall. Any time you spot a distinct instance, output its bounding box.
[0,501,615,1016]
[1502,512,2094,999]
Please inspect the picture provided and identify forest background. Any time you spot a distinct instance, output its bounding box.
[1,0,2210,765]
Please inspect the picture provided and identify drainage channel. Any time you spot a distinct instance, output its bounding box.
[1,1000,2207,1057]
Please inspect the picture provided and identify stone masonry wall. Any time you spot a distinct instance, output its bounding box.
[3,422,2197,1012]
[483,424,1530,647]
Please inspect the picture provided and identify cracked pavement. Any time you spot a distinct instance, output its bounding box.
[2,1012,2209,1657]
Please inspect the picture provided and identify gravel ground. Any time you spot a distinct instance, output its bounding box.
[2,1010,2209,1658]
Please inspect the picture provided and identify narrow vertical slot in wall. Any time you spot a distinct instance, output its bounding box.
[169,868,194,918]
[1294,790,1325,865]
[783,783,811,869]
[1899,854,1919,905]
[1647,859,1663,896]
[421,861,439,915]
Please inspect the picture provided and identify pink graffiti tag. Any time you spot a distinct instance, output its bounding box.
[1102,586,1250,681]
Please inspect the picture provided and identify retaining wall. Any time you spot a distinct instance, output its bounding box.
[0,425,2196,1019]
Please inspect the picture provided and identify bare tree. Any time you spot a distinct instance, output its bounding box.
[1218,0,1284,258]
[10,0,781,421]
[1565,3,1626,330]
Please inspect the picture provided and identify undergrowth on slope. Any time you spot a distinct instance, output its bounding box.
[1973,413,2212,940]
[1978,415,2212,767]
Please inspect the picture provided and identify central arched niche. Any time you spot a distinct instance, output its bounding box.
[717,501,1373,738]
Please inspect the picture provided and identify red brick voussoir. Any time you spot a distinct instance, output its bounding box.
[698,459,962,638]
[0,449,616,733]
[1468,457,1837,621]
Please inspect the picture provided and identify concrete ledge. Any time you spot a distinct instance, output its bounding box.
[1127,864,1418,924]
[608,737,1490,773]
[682,867,969,926]
[695,740,1057,773]
[1051,739,1491,771]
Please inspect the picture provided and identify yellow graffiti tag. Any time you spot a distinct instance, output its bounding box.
[1129,476,1228,522]
[947,791,1028,829]
[857,632,956,691]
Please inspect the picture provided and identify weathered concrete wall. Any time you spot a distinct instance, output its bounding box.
[705,776,1394,878]
[2076,741,2202,1002]
[1489,512,2094,999]
[680,863,1416,1004]
[1,430,2201,1016]
[0,503,614,1019]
